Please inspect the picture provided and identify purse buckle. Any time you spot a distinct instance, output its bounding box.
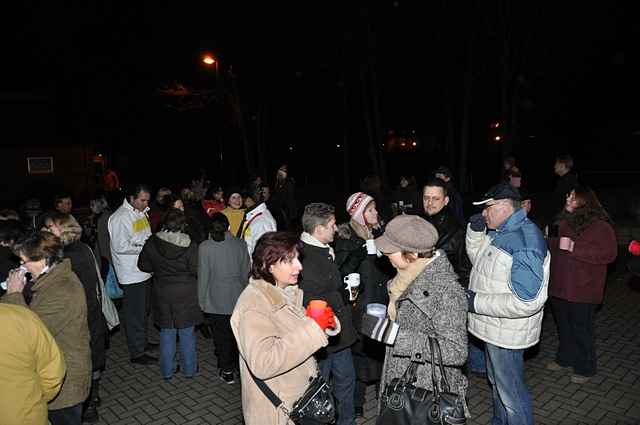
[387,392,404,410]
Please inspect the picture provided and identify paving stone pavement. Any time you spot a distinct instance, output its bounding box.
[96,272,640,425]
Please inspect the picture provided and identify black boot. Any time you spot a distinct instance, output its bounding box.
[91,378,102,407]
[83,379,100,423]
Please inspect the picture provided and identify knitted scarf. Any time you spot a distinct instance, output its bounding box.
[387,252,440,320]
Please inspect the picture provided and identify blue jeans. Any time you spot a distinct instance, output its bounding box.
[160,326,197,378]
[319,348,356,425]
[468,335,487,374]
[485,343,534,425]
[48,403,82,425]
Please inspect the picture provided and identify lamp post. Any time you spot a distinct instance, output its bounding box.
[201,53,223,175]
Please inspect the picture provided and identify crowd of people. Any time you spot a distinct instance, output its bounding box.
[0,154,635,425]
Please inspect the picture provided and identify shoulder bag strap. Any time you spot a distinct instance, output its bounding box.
[243,358,288,414]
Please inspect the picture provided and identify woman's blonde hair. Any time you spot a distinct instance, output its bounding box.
[49,212,82,245]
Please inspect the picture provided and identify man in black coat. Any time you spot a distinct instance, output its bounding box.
[421,178,471,287]
[552,154,579,217]
[298,203,357,425]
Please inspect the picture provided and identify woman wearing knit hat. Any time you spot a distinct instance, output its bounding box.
[334,192,389,418]
[221,189,246,237]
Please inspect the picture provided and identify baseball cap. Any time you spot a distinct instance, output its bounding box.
[473,183,521,206]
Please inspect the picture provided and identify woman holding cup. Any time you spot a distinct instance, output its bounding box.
[547,186,617,384]
[335,192,390,417]
[230,232,336,425]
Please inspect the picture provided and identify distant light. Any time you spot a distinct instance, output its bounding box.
[412,142,417,147]
[495,136,501,141]
[202,55,215,65]
[289,146,293,151]
[401,142,406,147]
[493,122,501,128]
[529,135,535,138]
[336,144,341,148]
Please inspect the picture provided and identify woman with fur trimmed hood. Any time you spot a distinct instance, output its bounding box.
[334,192,390,417]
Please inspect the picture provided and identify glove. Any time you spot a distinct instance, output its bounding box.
[466,290,476,313]
[469,213,486,232]
[306,306,337,331]
[360,313,399,345]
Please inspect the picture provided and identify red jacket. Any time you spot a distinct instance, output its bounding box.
[548,219,617,304]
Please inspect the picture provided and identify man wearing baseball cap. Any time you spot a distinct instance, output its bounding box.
[466,183,550,425]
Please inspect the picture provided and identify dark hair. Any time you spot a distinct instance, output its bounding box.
[54,193,72,205]
[209,213,229,242]
[161,208,187,232]
[251,232,302,285]
[423,178,449,197]
[555,154,574,170]
[302,203,335,233]
[401,250,435,263]
[126,184,152,201]
[161,194,182,210]
[557,185,611,235]
[13,231,64,267]
[0,220,29,246]
[206,185,223,200]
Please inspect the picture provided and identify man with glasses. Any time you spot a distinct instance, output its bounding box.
[465,183,550,425]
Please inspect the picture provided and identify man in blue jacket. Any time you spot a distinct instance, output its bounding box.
[465,183,550,425]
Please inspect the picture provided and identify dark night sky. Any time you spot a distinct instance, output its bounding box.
[2,2,639,191]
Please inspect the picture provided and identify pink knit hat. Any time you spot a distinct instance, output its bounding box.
[346,192,374,226]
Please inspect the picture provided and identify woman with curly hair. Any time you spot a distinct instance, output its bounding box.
[547,186,617,384]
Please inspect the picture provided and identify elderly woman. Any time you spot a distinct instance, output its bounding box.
[2,231,91,425]
[360,215,468,417]
[138,208,202,380]
[231,232,334,425]
[46,212,108,422]
[547,186,617,384]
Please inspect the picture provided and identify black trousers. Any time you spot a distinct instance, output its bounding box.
[209,313,239,372]
[550,296,597,377]
[49,403,83,425]
[122,279,153,359]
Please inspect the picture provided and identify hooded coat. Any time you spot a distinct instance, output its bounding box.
[138,232,202,329]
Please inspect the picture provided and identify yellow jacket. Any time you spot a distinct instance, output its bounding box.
[222,207,246,237]
[0,304,66,425]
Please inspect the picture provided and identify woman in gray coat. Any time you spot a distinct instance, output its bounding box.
[198,213,251,384]
[361,215,469,416]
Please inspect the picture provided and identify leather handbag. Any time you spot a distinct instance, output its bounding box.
[377,337,466,425]
[246,361,336,424]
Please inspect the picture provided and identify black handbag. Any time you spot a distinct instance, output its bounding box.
[377,337,466,425]
[247,362,336,424]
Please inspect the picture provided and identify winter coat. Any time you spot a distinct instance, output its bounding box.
[1,259,92,410]
[271,178,297,229]
[222,207,246,237]
[95,209,112,267]
[231,279,328,425]
[552,172,579,216]
[138,232,202,329]
[299,242,358,354]
[0,304,66,425]
[63,241,108,371]
[379,252,468,412]
[548,218,617,304]
[466,208,550,349]
[392,185,419,214]
[240,203,277,255]
[108,199,152,285]
[423,207,471,287]
[184,203,209,245]
[335,222,389,382]
[198,232,251,315]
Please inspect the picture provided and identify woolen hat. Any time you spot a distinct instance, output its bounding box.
[374,214,439,254]
[346,192,374,227]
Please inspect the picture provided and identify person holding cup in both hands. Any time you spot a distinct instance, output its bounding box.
[334,192,389,417]
[546,186,617,384]
[230,232,337,425]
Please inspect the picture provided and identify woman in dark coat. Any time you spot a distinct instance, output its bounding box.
[46,212,107,423]
[138,208,202,380]
[334,192,389,417]
[547,186,617,384]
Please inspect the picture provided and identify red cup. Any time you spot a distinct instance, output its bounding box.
[629,240,640,256]
[308,300,328,318]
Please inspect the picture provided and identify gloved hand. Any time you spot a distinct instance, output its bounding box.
[629,240,640,256]
[466,290,477,313]
[306,306,337,331]
[360,313,399,345]
[469,213,486,232]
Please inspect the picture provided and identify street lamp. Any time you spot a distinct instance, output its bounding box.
[201,53,223,173]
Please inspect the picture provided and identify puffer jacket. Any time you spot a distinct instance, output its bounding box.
[379,252,468,412]
[466,208,550,349]
[231,279,328,425]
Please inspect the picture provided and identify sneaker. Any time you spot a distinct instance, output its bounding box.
[219,369,235,385]
[545,361,570,372]
[571,374,591,384]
